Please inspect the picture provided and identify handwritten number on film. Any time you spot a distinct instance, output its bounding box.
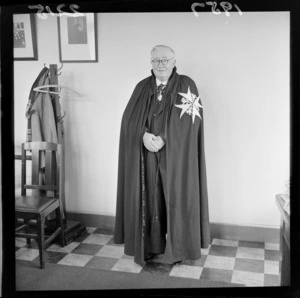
[192,1,242,17]
[28,4,84,19]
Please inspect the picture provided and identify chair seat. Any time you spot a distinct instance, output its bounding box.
[15,195,59,213]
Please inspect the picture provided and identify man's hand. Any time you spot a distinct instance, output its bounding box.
[153,136,165,151]
[142,132,158,152]
[143,132,165,152]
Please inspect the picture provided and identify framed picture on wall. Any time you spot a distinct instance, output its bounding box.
[13,14,38,60]
[57,13,98,63]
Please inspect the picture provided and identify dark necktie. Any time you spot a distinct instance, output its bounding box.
[157,84,166,101]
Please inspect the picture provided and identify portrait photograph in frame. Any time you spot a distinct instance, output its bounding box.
[57,13,98,63]
[13,14,38,60]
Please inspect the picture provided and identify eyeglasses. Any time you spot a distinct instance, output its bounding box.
[151,57,174,67]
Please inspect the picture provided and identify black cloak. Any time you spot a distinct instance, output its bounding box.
[114,67,211,266]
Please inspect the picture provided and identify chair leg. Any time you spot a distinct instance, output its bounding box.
[37,216,45,269]
[56,208,66,247]
[24,219,31,247]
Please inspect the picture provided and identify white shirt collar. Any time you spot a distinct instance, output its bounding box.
[156,78,167,86]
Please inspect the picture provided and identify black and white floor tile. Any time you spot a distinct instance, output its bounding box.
[15,227,281,287]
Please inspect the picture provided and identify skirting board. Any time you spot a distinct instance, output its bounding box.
[66,212,280,244]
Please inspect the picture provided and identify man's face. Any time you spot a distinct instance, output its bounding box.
[151,47,176,82]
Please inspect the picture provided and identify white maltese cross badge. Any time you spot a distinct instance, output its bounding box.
[175,86,203,124]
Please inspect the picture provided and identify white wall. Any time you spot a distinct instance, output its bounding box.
[14,12,290,228]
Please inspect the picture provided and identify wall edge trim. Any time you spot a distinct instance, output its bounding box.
[67,212,280,243]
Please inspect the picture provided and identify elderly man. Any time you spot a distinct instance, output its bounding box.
[114,45,210,266]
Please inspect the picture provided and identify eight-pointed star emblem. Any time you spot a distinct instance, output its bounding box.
[175,86,203,124]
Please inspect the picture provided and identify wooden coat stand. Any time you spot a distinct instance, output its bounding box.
[47,64,86,244]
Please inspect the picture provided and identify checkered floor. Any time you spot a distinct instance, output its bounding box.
[15,227,281,287]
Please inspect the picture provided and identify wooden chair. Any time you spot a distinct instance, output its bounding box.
[15,142,66,268]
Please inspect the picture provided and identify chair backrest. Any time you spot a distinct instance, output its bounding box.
[21,142,62,197]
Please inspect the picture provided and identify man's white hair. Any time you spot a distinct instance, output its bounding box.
[151,45,175,56]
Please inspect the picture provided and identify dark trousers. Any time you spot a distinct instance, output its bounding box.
[145,148,167,254]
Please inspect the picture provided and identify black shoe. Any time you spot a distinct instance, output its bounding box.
[173,260,182,266]
[146,253,156,261]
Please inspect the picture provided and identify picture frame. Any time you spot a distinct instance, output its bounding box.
[57,13,98,63]
[13,14,38,61]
